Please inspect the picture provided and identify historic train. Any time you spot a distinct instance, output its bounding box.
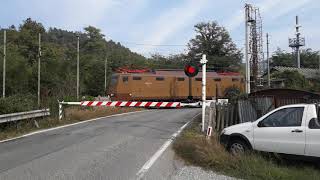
[107,69,245,101]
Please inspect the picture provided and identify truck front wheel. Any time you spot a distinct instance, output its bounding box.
[228,139,249,155]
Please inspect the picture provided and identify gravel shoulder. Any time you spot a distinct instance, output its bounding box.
[144,147,237,180]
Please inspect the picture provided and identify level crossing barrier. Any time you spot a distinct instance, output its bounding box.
[58,101,200,120]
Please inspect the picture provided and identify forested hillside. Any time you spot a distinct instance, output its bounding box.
[0,18,151,98]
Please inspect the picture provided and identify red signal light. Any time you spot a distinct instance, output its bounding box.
[184,64,199,77]
[187,66,195,74]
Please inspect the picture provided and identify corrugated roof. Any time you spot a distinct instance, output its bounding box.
[272,66,320,79]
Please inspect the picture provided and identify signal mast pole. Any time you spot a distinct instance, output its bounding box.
[200,54,208,132]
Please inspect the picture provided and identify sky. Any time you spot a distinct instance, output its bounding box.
[0,0,319,58]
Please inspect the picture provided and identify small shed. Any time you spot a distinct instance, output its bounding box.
[249,88,320,107]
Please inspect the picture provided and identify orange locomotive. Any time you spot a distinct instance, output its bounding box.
[107,69,245,101]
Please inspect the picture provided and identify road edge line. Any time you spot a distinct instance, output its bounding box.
[136,112,201,179]
[0,110,152,144]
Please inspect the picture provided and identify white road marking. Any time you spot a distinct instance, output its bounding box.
[136,113,200,180]
[0,110,151,144]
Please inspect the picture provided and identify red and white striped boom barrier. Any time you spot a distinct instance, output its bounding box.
[58,101,199,120]
[80,101,181,108]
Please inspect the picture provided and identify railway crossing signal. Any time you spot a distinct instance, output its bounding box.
[184,63,199,77]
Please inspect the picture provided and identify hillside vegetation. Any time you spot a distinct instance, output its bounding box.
[0,18,150,98]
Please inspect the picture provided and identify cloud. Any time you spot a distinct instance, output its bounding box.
[57,0,121,30]
[30,0,129,31]
[268,0,312,20]
[132,0,209,55]
[224,0,311,32]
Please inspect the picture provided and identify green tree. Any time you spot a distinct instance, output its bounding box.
[271,48,320,68]
[187,21,242,72]
[272,70,309,90]
[270,48,294,67]
[18,18,45,65]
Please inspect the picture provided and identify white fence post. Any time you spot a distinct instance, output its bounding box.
[206,102,214,137]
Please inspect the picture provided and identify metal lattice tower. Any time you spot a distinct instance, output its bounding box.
[289,16,305,68]
[245,4,264,92]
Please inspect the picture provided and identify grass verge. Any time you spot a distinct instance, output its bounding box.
[0,107,143,141]
[173,117,320,180]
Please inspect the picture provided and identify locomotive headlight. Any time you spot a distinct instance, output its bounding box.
[110,94,114,97]
[129,93,132,96]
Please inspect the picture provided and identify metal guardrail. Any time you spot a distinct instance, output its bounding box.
[0,109,50,124]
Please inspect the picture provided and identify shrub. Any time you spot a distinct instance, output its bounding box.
[0,94,37,114]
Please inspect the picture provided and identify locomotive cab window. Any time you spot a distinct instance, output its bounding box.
[177,77,185,81]
[122,76,128,83]
[133,76,142,80]
[214,78,221,82]
[232,78,239,82]
[195,78,202,81]
[111,75,118,85]
[156,77,165,81]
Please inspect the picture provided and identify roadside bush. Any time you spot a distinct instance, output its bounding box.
[0,94,37,114]
[81,95,95,101]
[62,96,78,102]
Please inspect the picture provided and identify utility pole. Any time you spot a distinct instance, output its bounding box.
[2,30,6,98]
[37,33,41,108]
[245,4,251,94]
[104,57,107,93]
[266,33,270,87]
[76,34,80,100]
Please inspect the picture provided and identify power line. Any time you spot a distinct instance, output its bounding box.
[119,41,187,47]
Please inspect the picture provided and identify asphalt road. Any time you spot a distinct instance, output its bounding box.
[0,108,200,180]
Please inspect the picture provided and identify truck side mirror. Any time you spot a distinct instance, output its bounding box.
[257,121,264,127]
[309,118,320,129]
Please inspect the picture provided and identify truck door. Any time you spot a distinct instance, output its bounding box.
[253,106,306,155]
[305,105,320,157]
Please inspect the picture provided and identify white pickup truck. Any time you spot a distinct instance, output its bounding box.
[220,104,320,158]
